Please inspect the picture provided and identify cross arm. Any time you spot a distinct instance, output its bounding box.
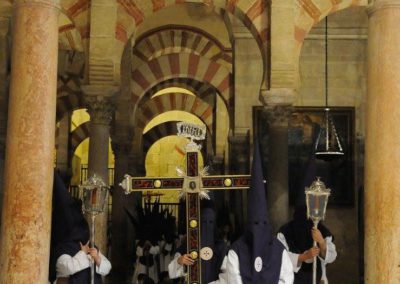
[119,174,184,194]
[201,175,251,191]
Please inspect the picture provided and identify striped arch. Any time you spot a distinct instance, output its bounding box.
[61,0,91,41]
[116,0,270,75]
[56,51,85,121]
[133,26,232,72]
[294,0,367,52]
[143,78,218,106]
[136,93,213,132]
[56,92,84,122]
[70,121,90,156]
[131,53,231,114]
[58,12,84,51]
[143,121,212,157]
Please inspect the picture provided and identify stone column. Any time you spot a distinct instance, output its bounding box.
[0,0,59,282]
[110,139,133,282]
[264,104,291,232]
[228,134,249,233]
[365,2,400,283]
[83,85,117,254]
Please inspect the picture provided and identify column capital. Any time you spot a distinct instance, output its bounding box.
[367,0,400,16]
[83,85,118,125]
[14,0,61,10]
[85,96,115,125]
[264,105,292,128]
[260,88,296,106]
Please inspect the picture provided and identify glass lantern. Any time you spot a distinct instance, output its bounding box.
[305,177,331,225]
[79,174,109,284]
[80,174,109,215]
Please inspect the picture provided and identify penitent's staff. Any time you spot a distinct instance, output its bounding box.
[305,177,331,284]
[80,174,109,284]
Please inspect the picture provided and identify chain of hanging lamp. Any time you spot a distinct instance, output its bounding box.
[314,16,344,161]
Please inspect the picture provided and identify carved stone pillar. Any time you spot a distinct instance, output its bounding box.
[0,1,59,282]
[228,133,249,233]
[264,104,291,232]
[365,2,400,283]
[83,85,117,254]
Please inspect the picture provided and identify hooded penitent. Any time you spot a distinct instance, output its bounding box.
[280,150,333,284]
[49,171,102,284]
[230,141,284,284]
[200,199,228,284]
[174,199,228,283]
[278,206,333,283]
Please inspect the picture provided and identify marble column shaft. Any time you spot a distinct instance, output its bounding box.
[85,90,116,255]
[0,1,59,283]
[365,2,400,283]
[265,105,291,233]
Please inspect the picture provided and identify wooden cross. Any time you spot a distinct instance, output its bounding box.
[120,122,250,284]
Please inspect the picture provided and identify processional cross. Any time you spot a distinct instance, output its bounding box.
[120,122,251,284]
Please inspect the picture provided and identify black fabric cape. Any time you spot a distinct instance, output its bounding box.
[279,206,333,284]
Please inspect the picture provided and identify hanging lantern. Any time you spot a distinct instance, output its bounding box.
[315,15,344,161]
[314,108,344,161]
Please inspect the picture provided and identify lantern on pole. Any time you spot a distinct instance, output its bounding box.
[305,177,331,284]
[80,174,109,284]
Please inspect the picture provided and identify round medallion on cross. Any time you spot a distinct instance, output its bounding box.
[190,251,198,260]
[189,181,196,190]
[154,179,161,188]
[189,219,198,228]
[224,178,232,187]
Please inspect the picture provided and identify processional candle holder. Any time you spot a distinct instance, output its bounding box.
[305,177,331,284]
[80,174,109,284]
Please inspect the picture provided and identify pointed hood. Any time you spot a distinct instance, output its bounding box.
[230,140,284,284]
[246,139,272,248]
[296,154,317,207]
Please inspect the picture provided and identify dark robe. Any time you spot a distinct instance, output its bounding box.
[49,172,104,284]
[279,206,333,284]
